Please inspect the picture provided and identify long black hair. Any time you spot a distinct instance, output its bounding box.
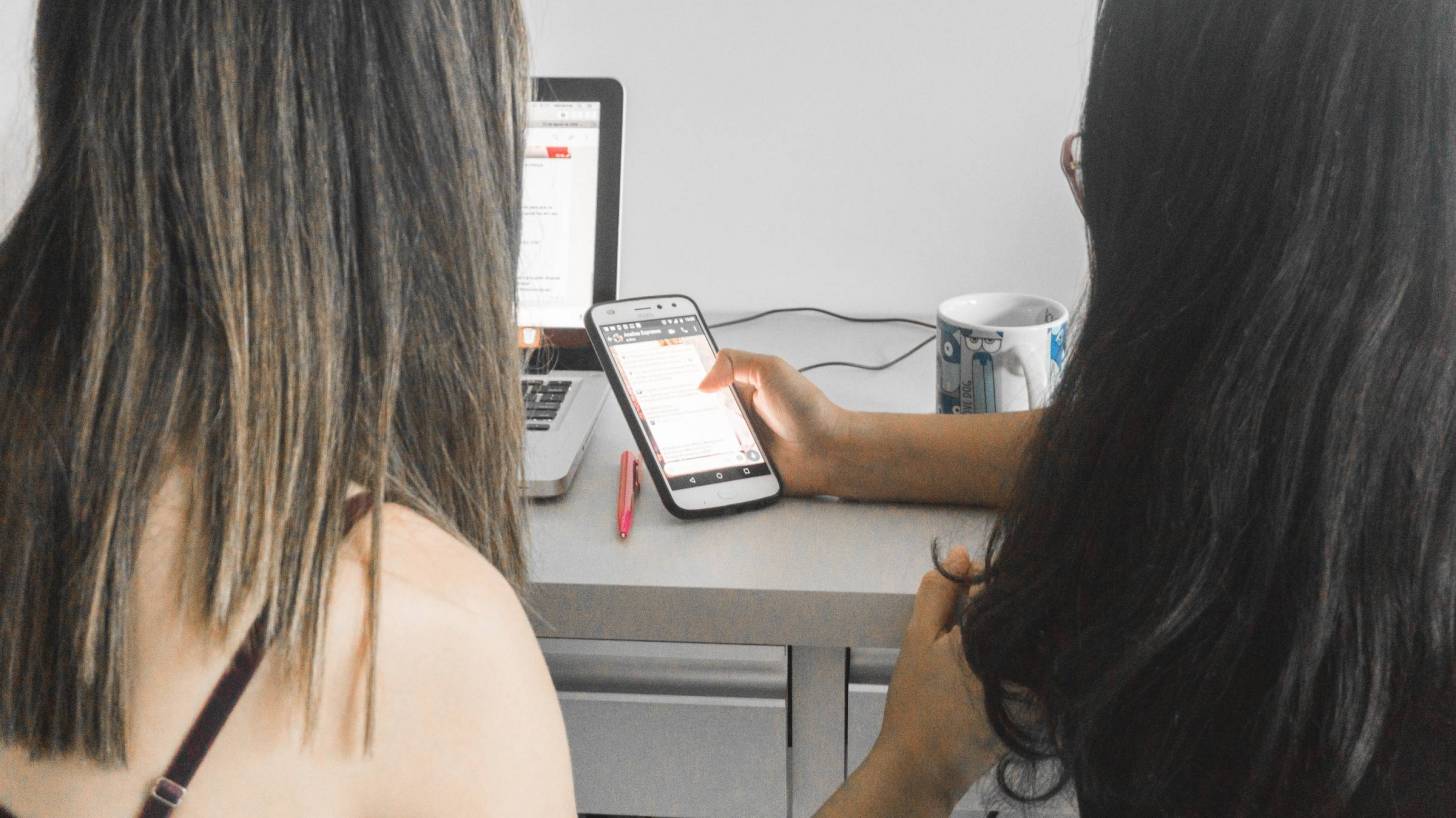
[962,0,1455,813]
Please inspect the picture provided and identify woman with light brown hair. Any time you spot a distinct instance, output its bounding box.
[0,1,575,815]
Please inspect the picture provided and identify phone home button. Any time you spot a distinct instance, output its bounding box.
[715,487,739,501]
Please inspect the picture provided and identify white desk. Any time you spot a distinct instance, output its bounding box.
[525,314,1007,817]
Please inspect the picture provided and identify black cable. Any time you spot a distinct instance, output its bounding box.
[797,335,936,373]
[708,306,937,374]
[708,306,935,331]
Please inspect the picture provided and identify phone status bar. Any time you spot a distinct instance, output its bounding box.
[601,315,701,343]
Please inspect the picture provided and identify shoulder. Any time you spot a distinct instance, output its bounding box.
[332,502,576,817]
[343,502,518,617]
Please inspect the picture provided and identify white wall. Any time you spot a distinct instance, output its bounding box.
[523,0,1096,316]
[0,0,1095,318]
[0,0,37,227]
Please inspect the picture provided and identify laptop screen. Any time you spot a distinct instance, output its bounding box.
[518,99,602,332]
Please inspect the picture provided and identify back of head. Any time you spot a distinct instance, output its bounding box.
[965,0,1456,813]
[0,0,527,763]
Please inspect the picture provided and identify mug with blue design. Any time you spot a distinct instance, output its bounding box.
[937,293,1069,414]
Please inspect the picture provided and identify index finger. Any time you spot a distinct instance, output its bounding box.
[699,349,774,392]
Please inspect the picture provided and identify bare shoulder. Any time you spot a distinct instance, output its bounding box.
[332,503,576,817]
[331,502,513,613]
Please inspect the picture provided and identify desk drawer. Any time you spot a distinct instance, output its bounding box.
[847,649,1079,818]
[542,639,788,818]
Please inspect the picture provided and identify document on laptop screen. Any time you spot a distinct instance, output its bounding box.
[518,101,600,330]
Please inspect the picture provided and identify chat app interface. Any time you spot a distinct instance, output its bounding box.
[602,316,771,490]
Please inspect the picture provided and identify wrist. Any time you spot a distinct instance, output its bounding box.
[803,407,861,497]
[817,409,877,499]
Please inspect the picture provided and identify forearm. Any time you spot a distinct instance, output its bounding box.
[824,409,1042,507]
[818,724,1003,818]
[815,747,959,818]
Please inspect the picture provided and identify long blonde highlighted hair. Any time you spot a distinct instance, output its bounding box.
[0,0,528,763]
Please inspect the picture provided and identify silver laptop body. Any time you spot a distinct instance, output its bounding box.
[523,371,608,498]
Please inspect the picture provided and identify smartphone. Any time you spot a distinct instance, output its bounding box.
[585,295,784,519]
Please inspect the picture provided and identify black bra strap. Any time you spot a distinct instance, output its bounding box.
[137,493,376,818]
[136,606,270,818]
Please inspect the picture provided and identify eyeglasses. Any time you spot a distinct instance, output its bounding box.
[1061,132,1084,215]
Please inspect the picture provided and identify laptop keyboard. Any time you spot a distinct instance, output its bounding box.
[522,378,573,431]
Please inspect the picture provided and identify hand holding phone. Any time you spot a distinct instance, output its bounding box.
[586,296,784,519]
[698,348,848,498]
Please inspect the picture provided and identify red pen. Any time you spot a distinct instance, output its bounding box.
[617,450,640,539]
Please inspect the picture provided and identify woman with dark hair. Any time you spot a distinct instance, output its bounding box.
[708,0,1456,814]
[0,1,575,815]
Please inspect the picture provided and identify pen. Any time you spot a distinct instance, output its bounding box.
[617,450,640,539]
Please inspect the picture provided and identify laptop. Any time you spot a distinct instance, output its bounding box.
[521,77,623,498]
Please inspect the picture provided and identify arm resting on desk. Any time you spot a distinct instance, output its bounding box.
[699,348,1040,507]
[830,410,1039,507]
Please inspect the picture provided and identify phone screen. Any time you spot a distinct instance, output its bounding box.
[599,314,771,490]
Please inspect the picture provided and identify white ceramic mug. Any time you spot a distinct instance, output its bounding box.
[937,292,1069,414]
